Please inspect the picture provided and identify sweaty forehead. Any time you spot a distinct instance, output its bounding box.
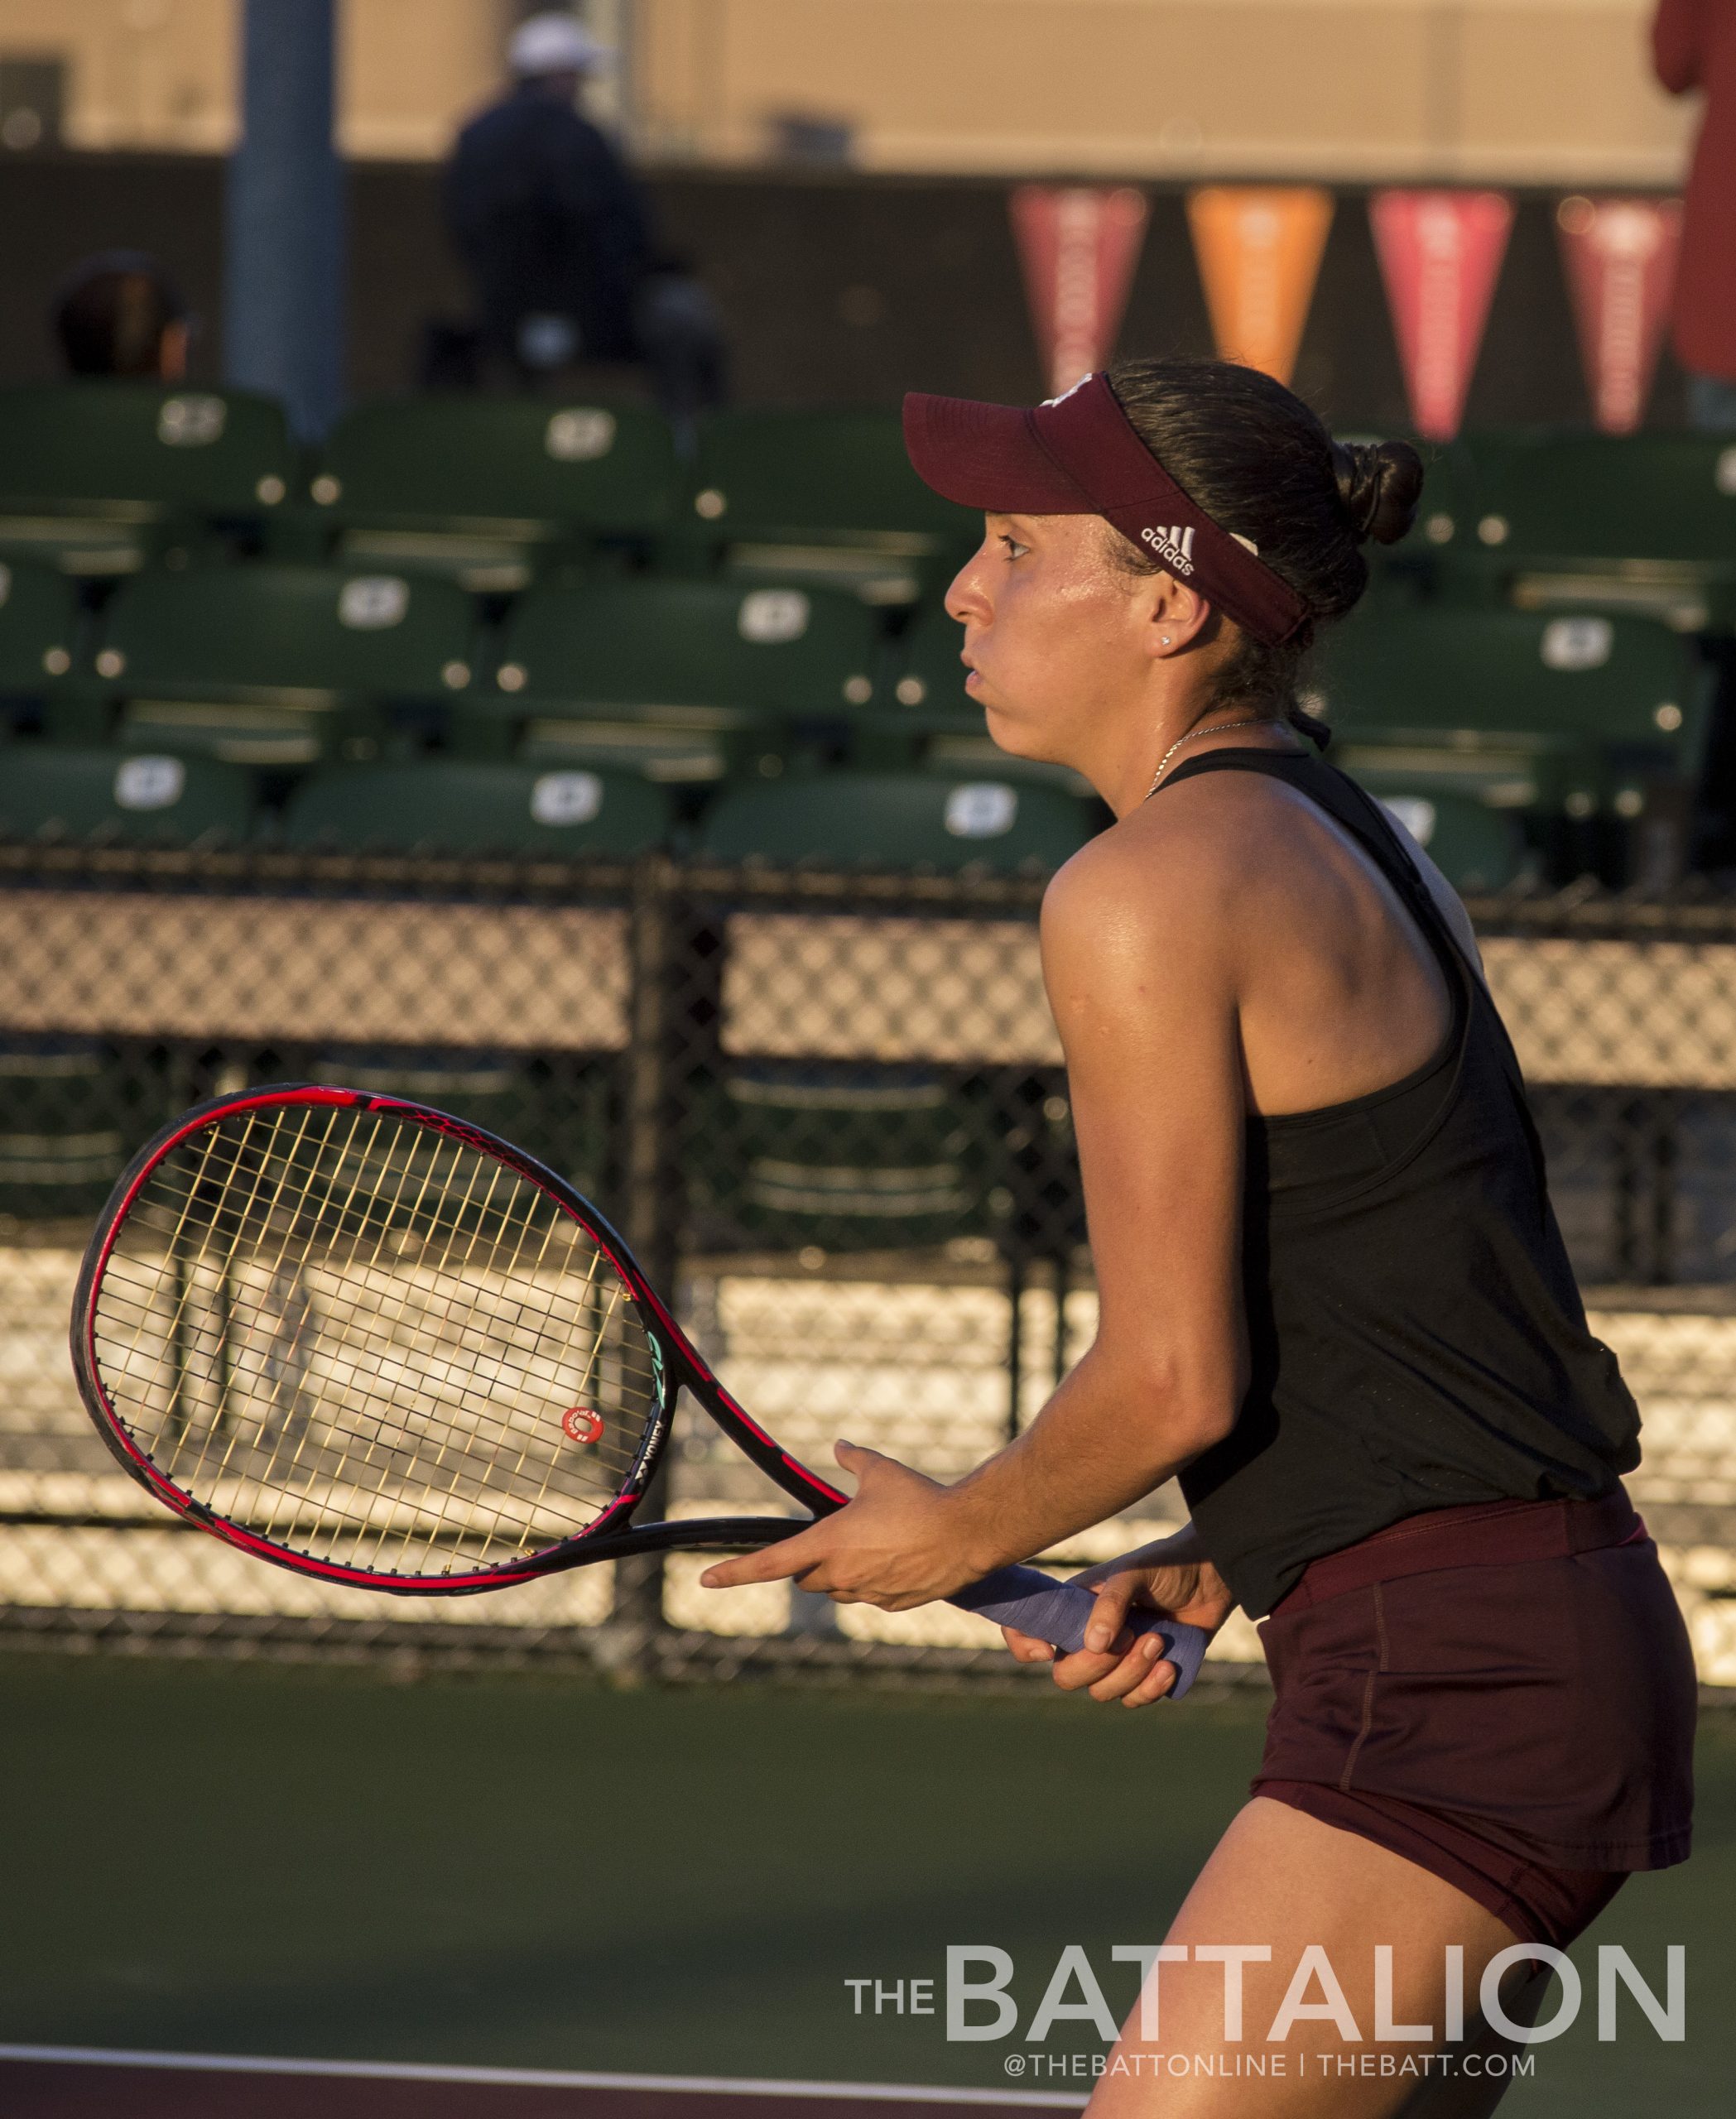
[988,508,1099,537]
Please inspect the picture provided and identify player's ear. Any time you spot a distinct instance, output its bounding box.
[1144,574,1212,660]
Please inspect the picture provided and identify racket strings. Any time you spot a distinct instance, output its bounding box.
[99,1131,653,1567]
[89,1103,663,1577]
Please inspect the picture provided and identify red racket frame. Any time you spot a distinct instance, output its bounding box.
[70,1084,847,1596]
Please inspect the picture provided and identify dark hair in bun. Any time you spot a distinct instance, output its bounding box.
[1105,358,1425,731]
[1332,439,1426,547]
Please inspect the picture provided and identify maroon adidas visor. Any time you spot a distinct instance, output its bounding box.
[902,371,1308,648]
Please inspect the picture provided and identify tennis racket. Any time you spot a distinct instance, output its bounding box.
[69,1085,1206,1689]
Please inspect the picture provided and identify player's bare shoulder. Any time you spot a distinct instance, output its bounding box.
[1037,767,1267,1000]
[1051,762,1296,920]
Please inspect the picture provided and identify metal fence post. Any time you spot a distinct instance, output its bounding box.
[602,852,685,1672]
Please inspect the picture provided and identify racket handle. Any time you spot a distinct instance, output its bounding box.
[948,1563,1208,1701]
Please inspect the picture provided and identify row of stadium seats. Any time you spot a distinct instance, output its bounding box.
[2,549,1707,773]
[0,729,1676,897]
[1311,603,1716,889]
[0,748,1101,873]
[0,383,973,595]
[1413,431,1736,630]
[0,1035,1064,1262]
[0,560,898,775]
[4,381,1736,621]
[0,545,1710,887]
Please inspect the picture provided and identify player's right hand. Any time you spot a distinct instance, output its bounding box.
[1001,1551,1234,1706]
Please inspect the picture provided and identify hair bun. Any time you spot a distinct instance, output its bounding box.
[1331,439,1425,547]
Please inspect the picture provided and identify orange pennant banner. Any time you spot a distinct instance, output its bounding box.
[1185,187,1334,386]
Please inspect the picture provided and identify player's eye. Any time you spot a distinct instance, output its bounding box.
[998,532,1031,562]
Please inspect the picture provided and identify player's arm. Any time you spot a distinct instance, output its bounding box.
[702,818,1249,1607]
[938,825,1250,1562]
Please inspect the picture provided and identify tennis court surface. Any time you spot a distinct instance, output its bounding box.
[0,2051,1080,2119]
[3,1657,1732,2117]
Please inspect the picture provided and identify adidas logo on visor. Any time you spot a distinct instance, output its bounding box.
[1141,522,1197,575]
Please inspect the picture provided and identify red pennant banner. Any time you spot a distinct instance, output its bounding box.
[1009,185,1150,397]
[1369,190,1514,441]
[1556,195,1683,435]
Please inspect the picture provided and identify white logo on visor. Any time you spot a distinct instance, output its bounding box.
[1140,522,1197,576]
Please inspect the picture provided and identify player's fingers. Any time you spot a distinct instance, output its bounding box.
[1118,1659,1180,1708]
[1080,1574,1137,1654]
[999,1626,1057,1662]
[1085,1632,1175,1703]
[832,1437,893,1481]
[700,1540,817,1589]
[1046,1647,1128,1692]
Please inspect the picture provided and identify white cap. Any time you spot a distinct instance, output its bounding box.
[509,12,612,77]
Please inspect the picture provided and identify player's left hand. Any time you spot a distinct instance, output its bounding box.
[699,1441,981,1608]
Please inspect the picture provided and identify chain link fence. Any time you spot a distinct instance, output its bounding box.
[3,842,1735,1691]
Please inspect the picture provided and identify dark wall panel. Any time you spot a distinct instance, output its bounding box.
[0,150,1690,430]
[0,152,226,379]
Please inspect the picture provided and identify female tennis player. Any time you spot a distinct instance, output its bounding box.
[702,358,1695,2112]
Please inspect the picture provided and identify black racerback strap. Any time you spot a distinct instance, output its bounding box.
[1157,747,1459,969]
[1157,746,1548,1188]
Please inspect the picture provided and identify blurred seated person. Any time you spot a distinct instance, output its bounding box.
[54,252,191,380]
[441,11,724,431]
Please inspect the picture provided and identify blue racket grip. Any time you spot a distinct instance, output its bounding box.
[948,1563,1208,1701]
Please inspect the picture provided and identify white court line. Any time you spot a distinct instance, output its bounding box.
[0,2045,1084,2107]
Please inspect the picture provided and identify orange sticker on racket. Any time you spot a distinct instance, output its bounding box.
[561,1405,604,1445]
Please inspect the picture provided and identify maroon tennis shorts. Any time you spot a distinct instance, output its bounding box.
[1251,1492,1696,1948]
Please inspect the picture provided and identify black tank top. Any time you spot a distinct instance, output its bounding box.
[1157,747,1640,1617]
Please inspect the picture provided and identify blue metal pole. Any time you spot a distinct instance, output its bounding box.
[224,0,344,440]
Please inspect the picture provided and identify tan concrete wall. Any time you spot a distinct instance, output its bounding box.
[0,0,515,158]
[0,0,1701,180]
[0,0,233,154]
[634,0,1698,183]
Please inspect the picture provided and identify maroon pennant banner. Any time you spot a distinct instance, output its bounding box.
[1009,185,1149,397]
[1370,190,1514,441]
[1556,195,1683,435]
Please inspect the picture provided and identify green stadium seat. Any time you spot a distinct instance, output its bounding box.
[696,770,1098,872]
[858,603,1133,795]
[0,382,295,573]
[886,600,971,721]
[0,744,256,845]
[308,396,683,587]
[1450,432,1736,628]
[281,759,671,856]
[310,1047,611,1198]
[0,1040,151,1222]
[459,576,884,781]
[82,565,479,764]
[1351,784,1530,892]
[685,410,979,602]
[0,558,84,702]
[1402,443,1481,560]
[868,601,1032,781]
[1313,607,1714,876]
[689,1061,998,1255]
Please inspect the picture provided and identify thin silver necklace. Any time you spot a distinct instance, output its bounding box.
[1145,714,1290,801]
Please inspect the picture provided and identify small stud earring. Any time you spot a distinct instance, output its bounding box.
[1161,636,1172,646]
